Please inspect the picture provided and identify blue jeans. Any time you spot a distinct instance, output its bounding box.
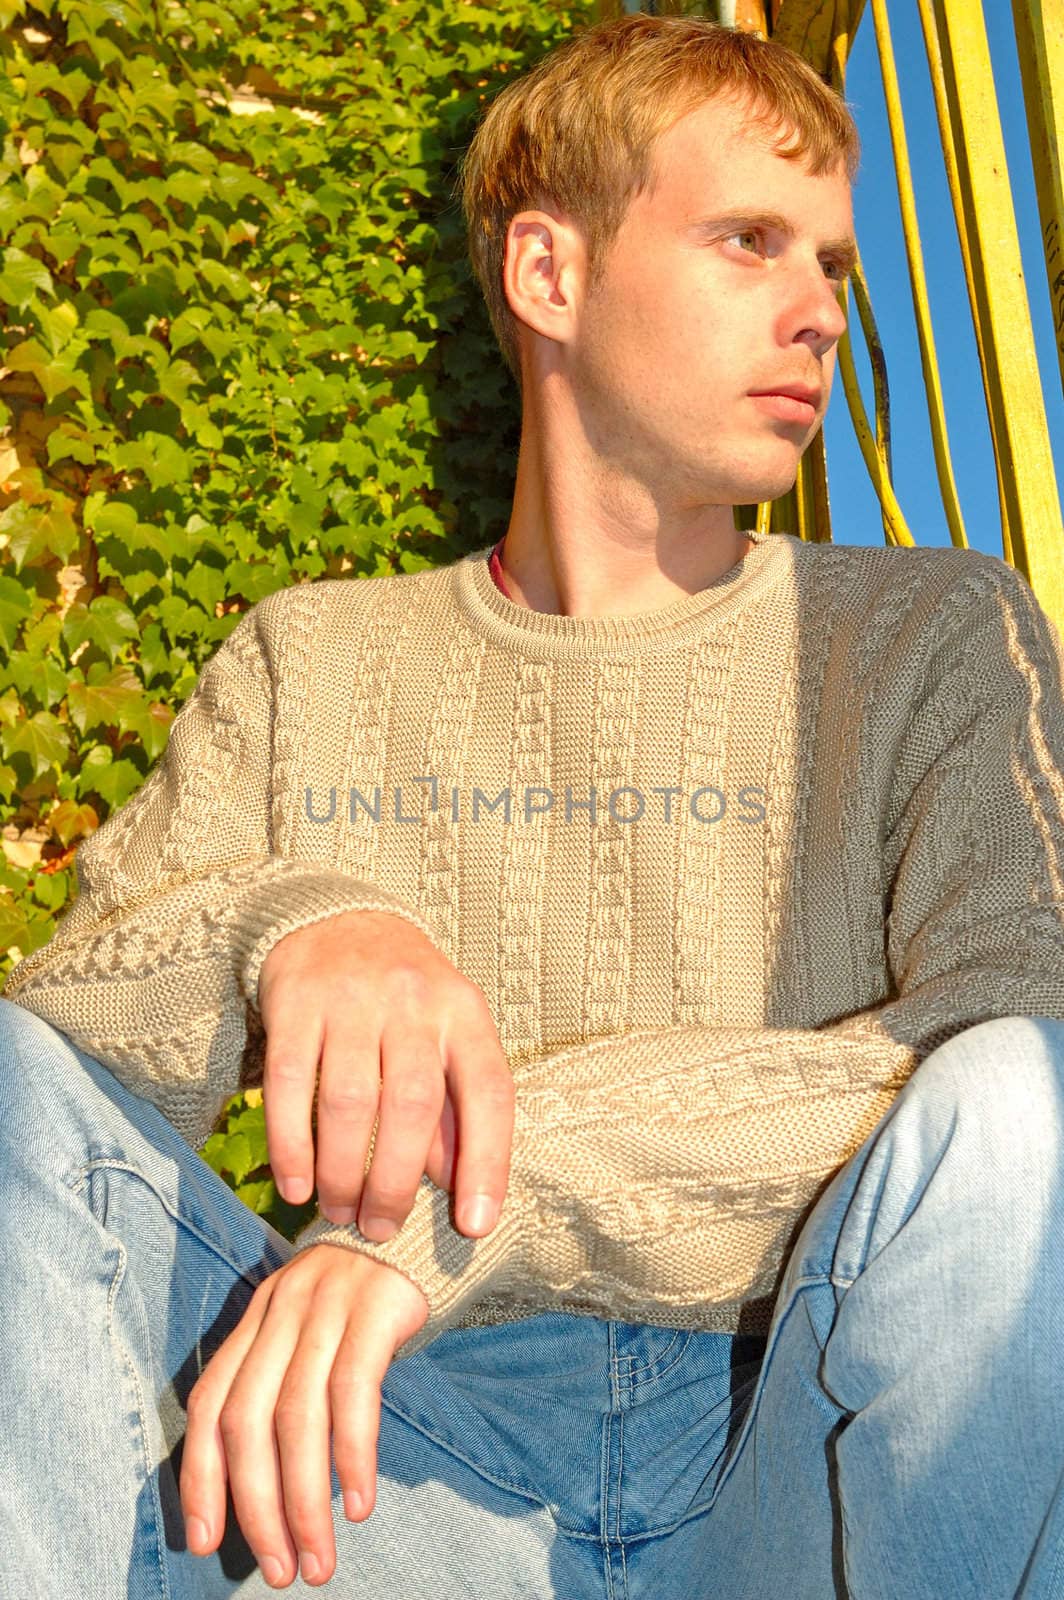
[1,995,1063,1599]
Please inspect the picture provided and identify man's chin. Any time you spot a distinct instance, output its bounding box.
[714,441,804,507]
[738,469,800,506]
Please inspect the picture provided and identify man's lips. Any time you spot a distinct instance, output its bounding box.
[749,391,819,425]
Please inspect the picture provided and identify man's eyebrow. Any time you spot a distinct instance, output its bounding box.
[686,208,858,274]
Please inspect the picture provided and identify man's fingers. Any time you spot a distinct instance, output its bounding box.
[329,1314,394,1524]
[274,1299,352,1585]
[314,1035,380,1224]
[214,1285,307,1586]
[424,1090,457,1192]
[180,1281,272,1558]
[355,1028,446,1240]
[261,1009,324,1206]
[448,1053,516,1236]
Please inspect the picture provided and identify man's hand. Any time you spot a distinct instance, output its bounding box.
[256,908,515,1243]
[180,1244,429,1589]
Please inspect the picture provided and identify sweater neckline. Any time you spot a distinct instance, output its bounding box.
[454,527,793,658]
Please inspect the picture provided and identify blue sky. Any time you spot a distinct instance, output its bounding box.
[819,1,1063,556]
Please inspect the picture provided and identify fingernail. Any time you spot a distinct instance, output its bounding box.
[300,1551,322,1582]
[186,1514,210,1550]
[362,1215,398,1240]
[324,1206,358,1224]
[344,1489,363,1520]
[261,1554,286,1583]
[459,1195,497,1233]
[276,1177,305,1204]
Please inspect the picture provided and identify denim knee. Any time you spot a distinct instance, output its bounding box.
[0,997,105,1174]
[905,1013,1064,1138]
[0,997,72,1109]
[828,1014,1064,1285]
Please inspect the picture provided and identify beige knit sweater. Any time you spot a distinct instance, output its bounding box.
[5,528,1064,1361]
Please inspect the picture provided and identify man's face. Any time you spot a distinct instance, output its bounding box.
[562,92,855,509]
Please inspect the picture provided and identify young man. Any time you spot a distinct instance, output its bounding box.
[3,12,1064,1597]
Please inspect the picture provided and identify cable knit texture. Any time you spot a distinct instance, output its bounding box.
[5,528,1064,1360]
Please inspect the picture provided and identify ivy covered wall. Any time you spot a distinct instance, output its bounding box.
[0,0,590,1233]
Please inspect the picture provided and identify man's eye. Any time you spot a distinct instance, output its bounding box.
[726,229,762,254]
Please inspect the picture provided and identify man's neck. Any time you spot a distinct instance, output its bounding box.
[494,395,761,617]
[493,525,757,617]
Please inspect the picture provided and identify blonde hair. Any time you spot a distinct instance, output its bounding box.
[458,13,861,392]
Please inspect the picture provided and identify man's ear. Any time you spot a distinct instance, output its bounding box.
[502,209,583,349]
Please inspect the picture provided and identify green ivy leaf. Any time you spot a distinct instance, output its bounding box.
[0,497,79,570]
[217,1130,254,1185]
[30,870,71,912]
[45,420,101,467]
[0,578,32,651]
[82,755,145,811]
[62,595,141,664]
[0,893,30,957]
[137,622,171,687]
[2,651,71,711]
[0,247,56,310]
[167,306,213,355]
[184,561,225,614]
[36,299,80,358]
[229,1102,270,1169]
[123,698,174,762]
[3,338,89,404]
[235,1177,281,1216]
[156,595,214,643]
[66,663,146,735]
[223,559,283,604]
[2,711,71,779]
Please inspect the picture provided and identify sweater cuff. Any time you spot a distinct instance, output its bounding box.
[229,865,439,1015]
[291,1173,527,1361]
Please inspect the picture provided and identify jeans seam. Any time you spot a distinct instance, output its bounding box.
[378,1389,575,1527]
[618,1326,690,1382]
[627,1331,694,1395]
[602,1407,621,1592]
[103,1218,173,1598]
[700,1273,832,1517]
[613,1411,634,1600]
[74,1157,284,1290]
[615,1408,625,1546]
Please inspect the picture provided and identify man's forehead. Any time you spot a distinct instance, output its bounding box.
[658,94,845,178]
[663,90,811,149]
[648,99,852,218]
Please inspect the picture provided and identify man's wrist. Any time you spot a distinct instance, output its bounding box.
[290,1169,527,1357]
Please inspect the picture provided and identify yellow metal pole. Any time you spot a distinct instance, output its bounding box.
[851,252,889,544]
[793,425,833,542]
[836,278,917,546]
[868,0,969,548]
[927,0,1063,624]
[726,0,770,36]
[912,0,1016,563]
[734,0,814,538]
[1010,0,1064,400]
[773,0,867,78]
[818,0,915,547]
[745,0,873,539]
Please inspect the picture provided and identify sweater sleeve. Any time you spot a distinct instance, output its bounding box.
[0,595,439,1151]
[292,559,1064,1360]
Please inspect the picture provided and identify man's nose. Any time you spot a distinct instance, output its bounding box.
[788,265,850,356]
